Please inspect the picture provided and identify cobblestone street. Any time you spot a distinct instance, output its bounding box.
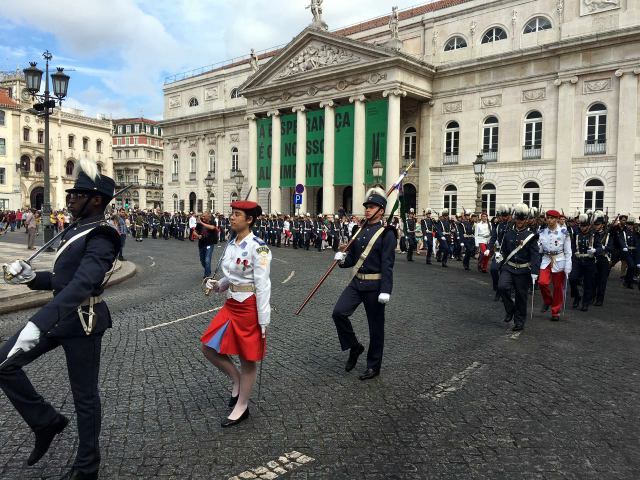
[1,238,639,479]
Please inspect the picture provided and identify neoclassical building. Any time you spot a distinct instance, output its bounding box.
[162,0,640,216]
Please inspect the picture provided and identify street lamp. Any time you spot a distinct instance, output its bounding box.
[232,169,245,198]
[473,152,487,214]
[204,172,214,211]
[372,159,384,188]
[23,51,70,249]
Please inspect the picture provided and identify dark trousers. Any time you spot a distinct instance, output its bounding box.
[406,237,416,261]
[490,258,500,291]
[438,238,450,265]
[0,331,103,473]
[199,245,213,277]
[594,256,610,303]
[622,250,638,285]
[424,235,433,263]
[332,284,385,372]
[498,268,530,327]
[331,235,339,252]
[569,260,596,307]
[462,239,475,269]
[119,235,126,259]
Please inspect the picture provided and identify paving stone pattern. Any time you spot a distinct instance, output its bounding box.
[0,238,639,479]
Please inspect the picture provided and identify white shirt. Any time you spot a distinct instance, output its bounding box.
[283,220,290,232]
[188,215,197,229]
[474,221,491,247]
[538,225,572,273]
[217,232,272,326]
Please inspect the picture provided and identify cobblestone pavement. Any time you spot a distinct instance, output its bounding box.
[0,237,639,480]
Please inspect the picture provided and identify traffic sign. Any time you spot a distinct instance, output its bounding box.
[295,184,305,194]
[294,194,303,205]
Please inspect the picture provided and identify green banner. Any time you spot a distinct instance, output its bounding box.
[280,113,297,188]
[334,104,354,186]
[257,118,272,188]
[306,109,324,187]
[364,98,388,186]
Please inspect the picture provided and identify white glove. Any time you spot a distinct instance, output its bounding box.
[334,252,346,262]
[440,236,446,241]
[8,321,41,357]
[204,278,220,293]
[3,260,35,284]
[588,248,596,256]
[460,243,464,247]
[378,293,390,304]
[495,253,503,262]
[623,248,628,252]
[483,250,491,257]
[531,274,538,283]
[261,325,266,338]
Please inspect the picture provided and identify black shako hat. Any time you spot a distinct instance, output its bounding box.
[363,187,387,210]
[66,158,116,200]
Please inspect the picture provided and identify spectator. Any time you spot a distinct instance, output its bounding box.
[24,209,37,250]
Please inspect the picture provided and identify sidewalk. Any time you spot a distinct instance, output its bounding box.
[0,232,136,314]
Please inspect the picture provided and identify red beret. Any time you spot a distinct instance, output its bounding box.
[546,209,560,218]
[231,201,259,210]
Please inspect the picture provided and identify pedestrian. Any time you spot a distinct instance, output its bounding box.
[435,209,453,267]
[0,158,120,480]
[331,187,396,381]
[25,208,37,250]
[195,212,218,278]
[188,211,197,241]
[475,212,491,273]
[420,210,434,264]
[405,208,417,261]
[569,213,601,311]
[200,200,271,427]
[115,209,128,261]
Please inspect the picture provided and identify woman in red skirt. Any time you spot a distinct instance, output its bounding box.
[201,201,272,427]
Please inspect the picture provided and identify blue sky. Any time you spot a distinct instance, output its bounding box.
[0,0,426,120]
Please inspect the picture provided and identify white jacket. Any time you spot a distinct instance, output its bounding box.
[474,221,491,247]
[538,225,572,273]
[217,232,272,326]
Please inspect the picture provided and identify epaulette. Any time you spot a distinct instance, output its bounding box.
[253,237,266,246]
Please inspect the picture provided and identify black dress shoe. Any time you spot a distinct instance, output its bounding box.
[345,343,364,372]
[228,395,239,408]
[580,305,588,312]
[572,296,581,309]
[551,316,560,322]
[28,414,69,466]
[594,299,603,306]
[512,324,524,332]
[359,368,379,381]
[60,468,99,480]
[503,313,513,323]
[540,304,550,313]
[221,408,249,428]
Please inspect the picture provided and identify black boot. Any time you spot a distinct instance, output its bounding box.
[28,414,69,466]
[345,344,364,372]
[572,296,581,309]
[540,304,550,313]
[503,312,513,323]
[512,324,524,332]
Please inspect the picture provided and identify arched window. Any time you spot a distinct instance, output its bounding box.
[35,157,44,173]
[0,110,5,126]
[522,181,540,208]
[443,184,458,215]
[208,149,216,174]
[97,163,103,174]
[584,179,604,211]
[188,97,199,107]
[444,36,467,51]
[523,111,542,159]
[172,154,179,182]
[444,121,459,164]
[20,155,31,172]
[189,152,197,173]
[585,103,607,155]
[482,183,496,216]
[23,127,30,142]
[482,116,499,161]
[523,17,552,34]
[230,88,241,99]
[231,147,239,172]
[481,27,507,44]
[172,193,179,212]
[403,127,417,161]
[68,134,75,149]
[65,160,75,176]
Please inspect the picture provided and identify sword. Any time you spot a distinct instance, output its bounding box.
[256,331,265,409]
[530,276,535,323]
[562,273,569,315]
[0,348,23,373]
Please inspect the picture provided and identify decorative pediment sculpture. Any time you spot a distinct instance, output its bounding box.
[277,43,358,79]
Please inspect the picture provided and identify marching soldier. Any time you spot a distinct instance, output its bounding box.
[405,208,417,262]
[276,213,284,248]
[458,209,475,271]
[420,210,434,265]
[538,210,572,321]
[569,213,601,311]
[497,204,541,331]
[0,159,120,479]
[303,213,313,250]
[435,209,453,267]
[593,211,612,305]
[332,188,396,380]
[329,215,341,252]
[619,216,639,289]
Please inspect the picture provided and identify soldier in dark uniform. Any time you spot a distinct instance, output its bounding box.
[0,159,120,480]
[405,208,417,262]
[458,209,475,271]
[161,212,171,240]
[332,188,396,381]
[593,211,613,305]
[314,215,324,252]
[435,209,453,267]
[420,210,434,264]
[497,203,541,331]
[487,205,511,300]
[276,213,284,248]
[330,215,341,252]
[569,213,601,311]
[303,214,313,251]
[620,217,639,289]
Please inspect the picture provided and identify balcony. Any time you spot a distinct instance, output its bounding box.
[585,141,606,155]
[482,149,498,162]
[522,146,541,160]
[171,174,179,182]
[443,153,459,165]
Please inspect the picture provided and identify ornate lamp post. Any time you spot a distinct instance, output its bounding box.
[23,51,70,247]
[232,169,245,198]
[204,172,214,211]
[372,159,384,188]
[473,152,487,214]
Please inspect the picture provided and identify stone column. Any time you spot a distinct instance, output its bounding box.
[216,133,225,213]
[268,110,281,214]
[418,101,433,212]
[383,89,407,191]
[615,68,640,214]
[350,95,366,215]
[292,105,307,214]
[553,76,578,211]
[245,114,258,202]
[320,100,335,214]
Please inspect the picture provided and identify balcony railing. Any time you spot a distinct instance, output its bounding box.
[522,146,541,160]
[482,149,498,162]
[171,174,179,182]
[585,141,606,155]
[443,153,459,165]
[189,172,197,181]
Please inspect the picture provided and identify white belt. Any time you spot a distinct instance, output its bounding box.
[230,283,256,293]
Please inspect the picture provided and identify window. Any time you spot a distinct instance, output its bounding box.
[37,130,44,144]
[65,160,75,176]
[0,138,5,156]
[523,111,542,159]
[189,152,197,173]
[35,157,43,173]
[231,147,239,172]
[443,184,458,215]
[482,116,499,161]
[133,149,138,158]
[0,167,5,184]
[444,121,459,164]
[125,150,130,159]
[126,125,131,134]
[481,27,507,44]
[524,16,552,34]
[0,110,4,126]
[172,154,179,182]
[117,125,124,134]
[83,137,89,151]
[403,127,417,161]
[116,150,122,159]
[230,88,241,99]
[209,149,216,174]
[585,103,607,154]
[444,36,467,51]
[125,137,130,146]
[481,183,496,216]
[20,155,30,171]
[23,127,30,142]
[97,163,103,174]
[522,181,540,208]
[68,135,75,149]
[133,171,139,183]
[134,124,140,133]
[96,139,103,153]
[188,97,199,107]
[584,179,604,211]
[146,125,151,134]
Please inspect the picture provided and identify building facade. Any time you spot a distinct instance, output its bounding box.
[0,70,113,210]
[0,87,22,210]
[162,0,640,216]
[112,118,164,210]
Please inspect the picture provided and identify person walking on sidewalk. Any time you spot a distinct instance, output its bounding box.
[24,209,37,250]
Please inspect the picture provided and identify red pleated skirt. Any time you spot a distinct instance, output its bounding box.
[200,295,265,361]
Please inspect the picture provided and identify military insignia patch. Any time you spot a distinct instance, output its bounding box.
[256,246,270,256]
